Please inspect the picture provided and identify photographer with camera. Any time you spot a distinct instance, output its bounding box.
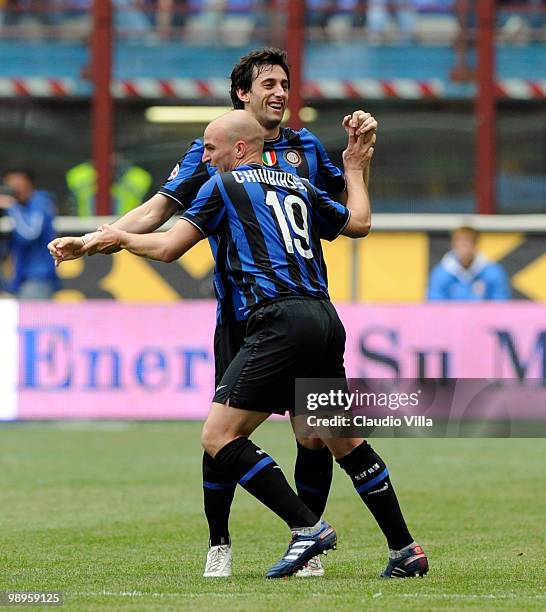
[0,168,60,299]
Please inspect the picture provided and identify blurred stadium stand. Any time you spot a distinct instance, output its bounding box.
[2,2,545,425]
[0,3,545,218]
[2,212,545,302]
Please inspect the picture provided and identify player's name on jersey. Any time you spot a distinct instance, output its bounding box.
[232,168,307,191]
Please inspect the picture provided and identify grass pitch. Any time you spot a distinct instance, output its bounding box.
[1,422,545,611]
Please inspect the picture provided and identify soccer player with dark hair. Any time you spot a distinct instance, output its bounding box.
[53,111,428,580]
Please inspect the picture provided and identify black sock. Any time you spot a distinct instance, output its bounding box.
[338,441,413,550]
[215,437,319,529]
[294,442,333,518]
[202,451,236,546]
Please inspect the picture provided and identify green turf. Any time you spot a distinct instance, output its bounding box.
[1,422,545,611]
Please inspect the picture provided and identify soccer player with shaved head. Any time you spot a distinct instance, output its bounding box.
[49,48,380,578]
[53,110,428,580]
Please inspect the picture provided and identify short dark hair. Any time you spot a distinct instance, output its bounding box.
[2,167,36,185]
[230,48,291,109]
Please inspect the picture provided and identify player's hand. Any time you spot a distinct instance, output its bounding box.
[79,225,123,256]
[342,128,376,173]
[342,110,378,139]
[48,236,85,267]
[80,224,123,256]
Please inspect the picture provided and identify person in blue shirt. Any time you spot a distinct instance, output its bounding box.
[428,226,511,301]
[0,168,60,299]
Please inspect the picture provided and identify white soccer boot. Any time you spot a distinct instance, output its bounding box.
[295,555,325,577]
[203,544,232,577]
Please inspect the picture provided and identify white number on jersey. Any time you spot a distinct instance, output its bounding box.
[265,191,313,259]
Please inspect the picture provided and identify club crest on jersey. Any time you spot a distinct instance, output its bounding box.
[262,151,277,166]
[168,163,180,180]
[284,150,302,167]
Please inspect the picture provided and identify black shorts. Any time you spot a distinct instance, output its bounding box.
[213,318,247,387]
[213,297,347,415]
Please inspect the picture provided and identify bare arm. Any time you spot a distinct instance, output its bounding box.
[87,193,179,254]
[338,110,376,204]
[94,219,203,263]
[110,193,179,233]
[47,193,180,261]
[341,129,375,238]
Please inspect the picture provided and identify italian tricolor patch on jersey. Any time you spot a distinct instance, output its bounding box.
[262,151,277,166]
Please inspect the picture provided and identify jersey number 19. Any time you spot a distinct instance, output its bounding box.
[265,191,313,259]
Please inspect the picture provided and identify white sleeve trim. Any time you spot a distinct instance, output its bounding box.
[180,215,207,238]
[331,209,351,240]
[157,189,185,208]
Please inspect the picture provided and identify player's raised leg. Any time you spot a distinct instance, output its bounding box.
[326,436,428,578]
[201,402,337,578]
[202,428,334,578]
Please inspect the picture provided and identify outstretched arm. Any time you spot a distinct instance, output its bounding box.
[47,193,178,262]
[95,219,202,263]
[51,219,203,267]
[109,193,179,233]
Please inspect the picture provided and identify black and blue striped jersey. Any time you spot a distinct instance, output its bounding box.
[181,164,350,317]
[157,126,346,323]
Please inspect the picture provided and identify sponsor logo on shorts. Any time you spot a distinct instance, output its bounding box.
[284,150,302,167]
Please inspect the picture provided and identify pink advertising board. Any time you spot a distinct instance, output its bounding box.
[17,302,216,419]
[11,301,546,420]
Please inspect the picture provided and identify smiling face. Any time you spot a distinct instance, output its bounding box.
[237,64,289,136]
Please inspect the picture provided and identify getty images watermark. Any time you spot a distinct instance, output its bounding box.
[293,378,546,438]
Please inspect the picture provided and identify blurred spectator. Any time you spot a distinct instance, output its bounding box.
[0,168,60,299]
[184,0,224,43]
[184,0,256,45]
[153,0,187,39]
[306,0,335,35]
[328,0,365,40]
[498,0,546,41]
[48,0,91,39]
[306,0,366,40]
[66,157,152,216]
[223,0,255,45]
[427,226,511,301]
[0,184,12,296]
[114,0,153,38]
[367,0,416,42]
[0,0,54,34]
